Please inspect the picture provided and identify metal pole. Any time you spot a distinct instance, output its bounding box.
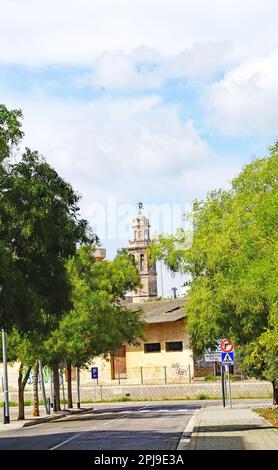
[164,366,167,384]
[224,365,228,405]
[50,369,54,409]
[76,367,80,408]
[61,369,66,410]
[2,329,10,424]
[221,365,225,408]
[188,364,191,383]
[228,365,232,408]
[140,366,143,385]
[39,361,49,415]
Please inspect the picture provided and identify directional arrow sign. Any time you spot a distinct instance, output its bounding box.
[221,352,234,365]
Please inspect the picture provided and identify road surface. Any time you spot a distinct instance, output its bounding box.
[0,401,199,450]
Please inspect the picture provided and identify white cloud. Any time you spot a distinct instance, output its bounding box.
[87,42,236,91]
[1,0,278,65]
[1,94,214,211]
[19,96,211,188]
[207,48,278,134]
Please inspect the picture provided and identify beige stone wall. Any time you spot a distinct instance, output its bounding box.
[0,319,193,390]
[0,381,273,403]
[85,319,194,385]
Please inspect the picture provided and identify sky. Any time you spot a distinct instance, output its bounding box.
[1,0,278,296]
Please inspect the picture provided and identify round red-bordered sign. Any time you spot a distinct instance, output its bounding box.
[220,339,234,353]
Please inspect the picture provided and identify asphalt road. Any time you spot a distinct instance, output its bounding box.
[0,401,200,450]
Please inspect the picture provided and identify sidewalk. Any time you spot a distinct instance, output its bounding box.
[188,405,278,450]
[0,404,94,433]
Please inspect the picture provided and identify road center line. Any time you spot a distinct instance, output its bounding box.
[49,405,151,450]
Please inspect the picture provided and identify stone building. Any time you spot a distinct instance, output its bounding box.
[80,207,193,386]
[0,207,194,394]
[82,297,193,385]
[126,205,158,303]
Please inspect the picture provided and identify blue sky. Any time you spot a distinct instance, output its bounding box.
[1,0,278,296]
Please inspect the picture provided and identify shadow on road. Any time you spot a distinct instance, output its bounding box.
[0,428,184,450]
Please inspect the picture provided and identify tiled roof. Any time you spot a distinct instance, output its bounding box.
[126,298,187,324]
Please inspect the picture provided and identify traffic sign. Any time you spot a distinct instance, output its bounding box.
[221,352,234,365]
[220,339,234,353]
[91,367,98,379]
[205,352,222,362]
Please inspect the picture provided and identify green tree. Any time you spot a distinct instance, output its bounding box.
[0,328,39,420]
[44,246,144,409]
[0,147,92,331]
[0,105,94,416]
[149,145,278,402]
[0,104,24,164]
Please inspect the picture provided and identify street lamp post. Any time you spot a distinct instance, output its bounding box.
[0,285,10,424]
[2,328,10,423]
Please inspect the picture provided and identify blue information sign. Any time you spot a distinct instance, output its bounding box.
[221,352,234,365]
[91,367,98,379]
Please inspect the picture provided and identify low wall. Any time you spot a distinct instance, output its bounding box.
[0,380,272,403]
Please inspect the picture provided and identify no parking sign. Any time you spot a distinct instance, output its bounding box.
[220,339,234,353]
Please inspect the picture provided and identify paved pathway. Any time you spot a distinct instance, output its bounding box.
[189,405,278,450]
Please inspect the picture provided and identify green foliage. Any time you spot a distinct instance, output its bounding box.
[0,104,24,163]
[43,245,144,368]
[196,394,209,400]
[0,136,92,331]
[150,144,278,389]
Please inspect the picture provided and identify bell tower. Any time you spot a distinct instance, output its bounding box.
[128,203,158,303]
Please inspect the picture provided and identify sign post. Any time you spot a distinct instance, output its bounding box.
[220,340,235,408]
[221,364,226,408]
[2,329,10,424]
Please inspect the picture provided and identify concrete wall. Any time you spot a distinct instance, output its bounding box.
[86,319,194,385]
[0,381,272,403]
[0,319,193,390]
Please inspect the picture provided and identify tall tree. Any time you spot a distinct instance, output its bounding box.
[44,246,144,409]
[0,147,92,331]
[149,145,278,402]
[0,105,94,416]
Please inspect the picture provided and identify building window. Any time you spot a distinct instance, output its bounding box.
[140,254,144,271]
[144,343,161,353]
[166,341,183,352]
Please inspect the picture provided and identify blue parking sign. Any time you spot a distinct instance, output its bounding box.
[91,367,98,379]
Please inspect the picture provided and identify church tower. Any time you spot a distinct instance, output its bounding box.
[127,203,158,303]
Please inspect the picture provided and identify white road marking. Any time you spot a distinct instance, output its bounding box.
[138,409,193,413]
[176,409,200,450]
[49,405,151,450]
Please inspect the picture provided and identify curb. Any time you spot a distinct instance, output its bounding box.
[176,408,200,450]
[184,407,204,450]
[22,407,95,428]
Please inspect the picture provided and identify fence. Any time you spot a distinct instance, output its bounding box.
[106,365,192,385]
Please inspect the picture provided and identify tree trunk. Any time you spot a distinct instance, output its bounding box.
[53,365,61,412]
[66,360,73,408]
[272,382,278,405]
[18,364,32,420]
[33,360,40,417]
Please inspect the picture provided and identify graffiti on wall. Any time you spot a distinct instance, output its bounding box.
[171,363,188,376]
